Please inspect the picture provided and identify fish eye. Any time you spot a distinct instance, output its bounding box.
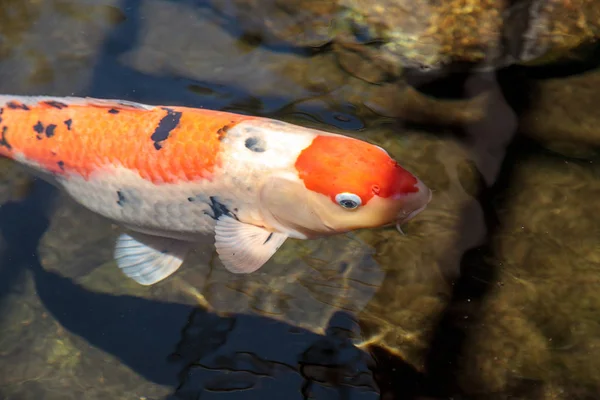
[335,192,362,209]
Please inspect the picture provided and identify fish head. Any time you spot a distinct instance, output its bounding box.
[258,134,432,239]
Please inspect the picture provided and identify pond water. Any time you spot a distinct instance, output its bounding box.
[1,1,600,399]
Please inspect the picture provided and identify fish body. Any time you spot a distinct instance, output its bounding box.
[0,95,432,285]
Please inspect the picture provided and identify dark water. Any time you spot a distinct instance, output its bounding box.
[1,1,600,399]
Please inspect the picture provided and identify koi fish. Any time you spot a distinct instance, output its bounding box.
[0,95,432,285]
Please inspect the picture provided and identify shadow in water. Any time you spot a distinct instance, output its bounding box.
[351,68,526,399]
[85,0,273,111]
[0,178,391,398]
[351,63,547,399]
[0,174,394,397]
[0,179,189,387]
[84,0,365,132]
[85,0,313,113]
[418,66,540,397]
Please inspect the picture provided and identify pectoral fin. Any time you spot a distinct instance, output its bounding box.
[114,232,191,285]
[214,215,288,273]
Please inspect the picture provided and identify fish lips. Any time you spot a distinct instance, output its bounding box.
[395,182,432,229]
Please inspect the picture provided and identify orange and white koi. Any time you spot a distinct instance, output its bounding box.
[0,95,432,285]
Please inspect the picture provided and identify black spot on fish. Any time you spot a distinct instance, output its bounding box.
[204,196,237,220]
[0,126,11,150]
[217,122,236,141]
[187,194,205,203]
[115,188,142,207]
[64,119,72,130]
[44,101,68,109]
[116,190,126,206]
[33,121,44,134]
[263,233,273,244]
[45,124,57,138]
[108,108,119,114]
[0,108,3,124]
[151,108,182,150]
[7,101,29,110]
[244,136,266,152]
[57,161,65,171]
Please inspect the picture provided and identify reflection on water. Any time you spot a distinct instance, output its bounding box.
[1,0,600,399]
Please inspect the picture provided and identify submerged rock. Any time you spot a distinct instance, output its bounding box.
[351,130,485,370]
[199,0,600,133]
[520,67,600,159]
[458,154,600,399]
[0,160,35,205]
[516,0,600,67]
[0,0,123,95]
[210,0,600,75]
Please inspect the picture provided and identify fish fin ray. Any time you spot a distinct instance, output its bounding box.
[0,95,155,110]
[114,232,191,285]
[83,97,155,111]
[214,216,287,273]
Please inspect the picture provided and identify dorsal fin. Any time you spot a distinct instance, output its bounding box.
[0,95,156,111]
[82,97,156,111]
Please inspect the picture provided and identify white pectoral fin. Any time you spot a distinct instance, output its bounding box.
[214,215,288,274]
[114,232,192,285]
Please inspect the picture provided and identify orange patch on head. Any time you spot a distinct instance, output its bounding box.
[294,135,418,204]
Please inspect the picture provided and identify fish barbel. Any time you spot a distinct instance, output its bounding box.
[0,95,432,285]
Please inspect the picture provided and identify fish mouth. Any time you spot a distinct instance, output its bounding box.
[395,185,432,234]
